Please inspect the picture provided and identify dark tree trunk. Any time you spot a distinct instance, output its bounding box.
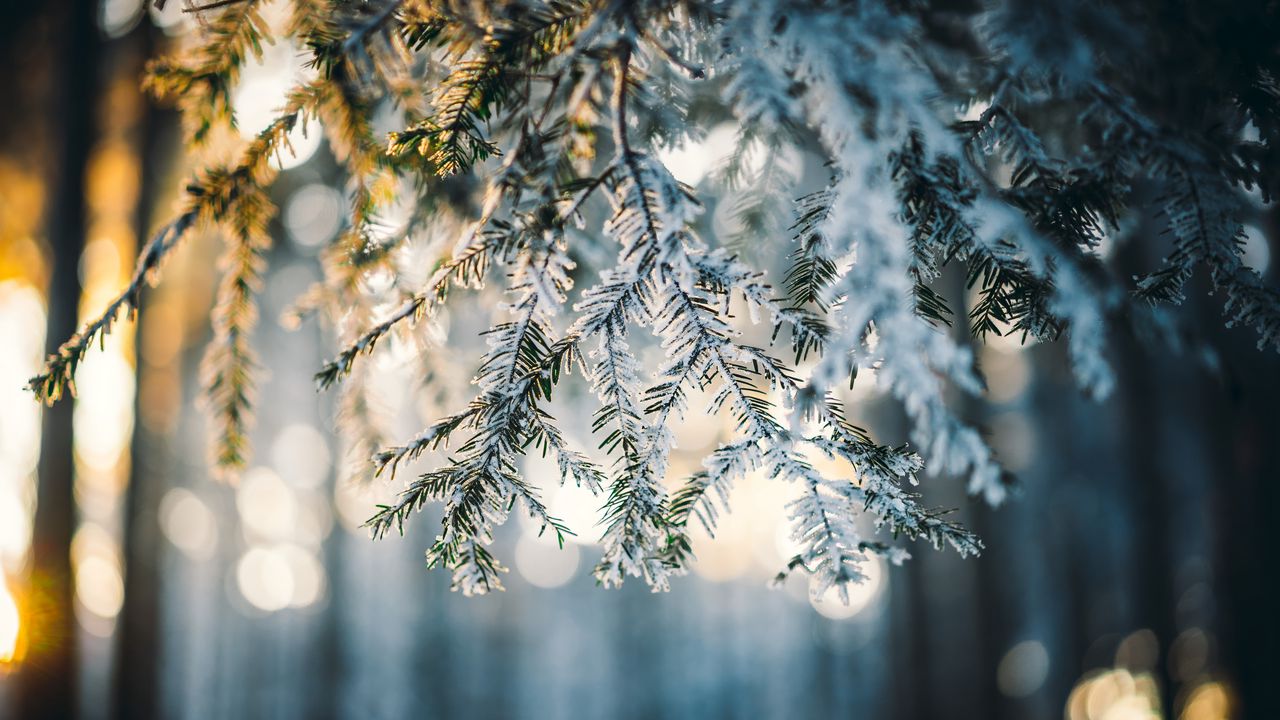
[113,20,167,720]
[1211,203,1280,720]
[19,1,100,717]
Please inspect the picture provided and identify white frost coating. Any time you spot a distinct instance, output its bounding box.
[722,0,1009,503]
[317,0,1274,601]
[967,197,1117,399]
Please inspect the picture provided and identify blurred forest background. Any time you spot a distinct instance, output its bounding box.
[1,2,1278,719]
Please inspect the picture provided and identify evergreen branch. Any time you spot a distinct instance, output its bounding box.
[31,83,323,406]
[774,450,874,598]
[590,53,909,590]
[335,364,390,485]
[388,1,590,175]
[312,205,503,391]
[318,119,583,389]
[783,188,838,310]
[314,294,429,391]
[367,218,596,591]
[808,435,982,557]
[27,213,194,405]
[199,184,272,479]
[183,0,253,12]
[1137,161,1280,351]
[34,0,1280,604]
[372,403,487,481]
[591,324,670,587]
[583,46,679,588]
[145,0,273,142]
[715,129,797,249]
[678,172,976,592]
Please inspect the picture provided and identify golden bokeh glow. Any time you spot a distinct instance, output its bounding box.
[1065,667,1162,720]
[72,523,125,627]
[75,556,125,623]
[1180,680,1231,720]
[0,282,46,574]
[0,578,19,663]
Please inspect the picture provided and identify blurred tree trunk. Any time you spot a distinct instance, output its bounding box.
[1110,202,1178,714]
[114,20,167,720]
[19,0,100,717]
[1211,203,1280,719]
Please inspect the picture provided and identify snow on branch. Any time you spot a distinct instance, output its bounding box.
[32,0,1280,602]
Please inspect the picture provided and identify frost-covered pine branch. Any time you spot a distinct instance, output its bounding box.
[31,0,1280,603]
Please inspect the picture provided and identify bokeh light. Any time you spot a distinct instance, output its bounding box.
[1065,667,1163,720]
[846,365,883,402]
[72,523,125,632]
[1169,628,1210,682]
[1241,224,1270,275]
[159,488,219,561]
[75,555,125,623]
[982,347,1033,405]
[236,547,295,613]
[235,543,325,613]
[0,577,19,664]
[1179,680,1232,720]
[669,387,727,451]
[521,449,603,546]
[982,319,1040,354]
[294,492,334,547]
[334,480,392,535]
[231,38,323,171]
[270,423,332,489]
[514,530,580,589]
[99,0,143,38]
[546,483,602,546]
[656,124,737,186]
[0,282,46,573]
[147,0,191,33]
[278,544,326,609]
[236,467,298,542]
[1116,629,1160,672]
[284,184,344,250]
[687,511,754,583]
[808,555,886,621]
[997,639,1050,698]
[72,349,136,474]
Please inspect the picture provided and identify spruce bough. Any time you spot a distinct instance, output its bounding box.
[30,1,1280,599]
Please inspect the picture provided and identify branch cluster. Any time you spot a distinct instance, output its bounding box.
[32,0,1280,600]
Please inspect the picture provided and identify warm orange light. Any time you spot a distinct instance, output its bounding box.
[1,577,20,664]
[1181,680,1232,720]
